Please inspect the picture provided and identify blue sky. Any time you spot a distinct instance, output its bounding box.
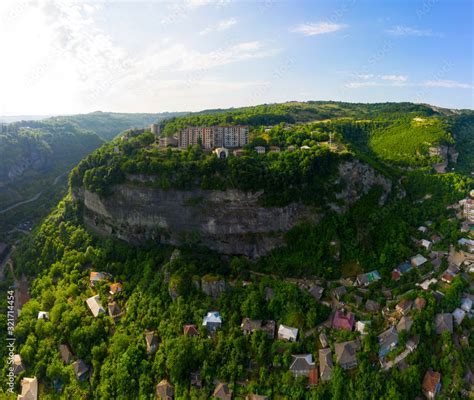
[0,0,472,115]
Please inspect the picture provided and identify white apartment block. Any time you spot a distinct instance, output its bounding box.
[178,125,249,149]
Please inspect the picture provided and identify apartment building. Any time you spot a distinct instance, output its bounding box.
[178,125,249,149]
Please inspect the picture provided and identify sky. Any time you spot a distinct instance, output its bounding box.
[0,0,472,116]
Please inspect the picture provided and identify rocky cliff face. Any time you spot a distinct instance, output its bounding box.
[75,160,392,258]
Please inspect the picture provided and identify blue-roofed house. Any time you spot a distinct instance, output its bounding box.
[202,311,222,332]
[378,327,399,358]
[397,262,412,274]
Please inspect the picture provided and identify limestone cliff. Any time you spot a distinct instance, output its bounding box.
[74,160,392,258]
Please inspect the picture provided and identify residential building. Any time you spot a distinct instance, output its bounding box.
[18,377,38,400]
[178,125,249,149]
[156,379,174,400]
[378,327,399,358]
[269,146,281,153]
[108,301,122,323]
[72,359,89,381]
[241,318,275,339]
[453,308,466,325]
[421,239,432,250]
[278,324,298,342]
[38,311,49,320]
[86,295,105,317]
[308,285,324,301]
[319,348,333,381]
[463,198,474,223]
[391,270,401,281]
[396,299,413,316]
[58,344,74,365]
[12,354,25,375]
[415,297,427,310]
[150,123,160,136]
[458,238,474,253]
[365,299,380,313]
[246,395,269,400]
[397,316,413,332]
[213,382,232,400]
[145,331,159,354]
[289,354,316,379]
[422,369,441,399]
[411,254,428,267]
[89,271,111,287]
[435,313,453,334]
[398,262,413,274]
[109,282,123,295]
[332,286,347,300]
[183,324,199,337]
[335,341,358,370]
[356,270,381,286]
[319,332,329,347]
[461,297,472,312]
[356,321,370,335]
[202,311,222,332]
[332,309,355,330]
[254,146,266,154]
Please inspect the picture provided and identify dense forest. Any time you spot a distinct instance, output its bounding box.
[1,102,473,399]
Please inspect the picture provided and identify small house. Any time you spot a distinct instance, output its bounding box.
[308,285,324,301]
[335,340,358,370]
[421,239,432,250]
[278,324,298,342]
[109,282,123,295]
[319,348,333,381]
[356,321,370,335]
[183,324,199,337]
[300,145,311,150]
[254,146,266,154]
[86,295,105,317]
[38,311,49,320]
[435,313,453,334]
[391,270,401,281]
[397,262,413,274]
[241,318,275,339]
[422,369,441,399]
[441,271,455,283]
[289,354,316,379]
[414,297,427,310]
[89,271,111,287]
[156,379,174,400]
[356,270,381,286]
[453,308,466,325]
[332,309,355,331]
[395,299,413,316]
[461,297,472,312]
[202,311,222,332]
[58,344,74,365]
[12,354,25,375]
[18,377,38,400]
[319,332,329,347]
[418,226,428,233]
[108,301,122,323]
[397,316,413,332]
[72,359,89,381]
[269,146,281,153]
[332,286,347,300]
[411,254,428,268]
[145,331,159,354]
[378,327,399,358]
[365,299,380,313]
[213,382,232,400]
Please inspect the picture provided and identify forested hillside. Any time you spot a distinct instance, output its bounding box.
[1,102,473,399]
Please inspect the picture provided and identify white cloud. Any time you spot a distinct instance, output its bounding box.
[0,0,278,115]
[345,81,379,89]
[422,80,473,89]
[381,75,408,82]
[386,25,439,37]
[291,22,347,36]
[200,17,237,35]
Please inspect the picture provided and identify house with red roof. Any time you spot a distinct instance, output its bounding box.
[332,309,355,330]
